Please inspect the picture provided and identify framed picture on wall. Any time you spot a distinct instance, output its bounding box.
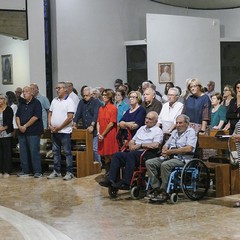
[2,54,13,85]
[158,62,173,83]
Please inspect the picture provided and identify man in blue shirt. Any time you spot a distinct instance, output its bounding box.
[73,87,101,164]
[30,83,50,129]
[16,86,44,178]
[145,114,197,202]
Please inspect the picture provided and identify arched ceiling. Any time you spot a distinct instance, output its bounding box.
[150,0,240,10]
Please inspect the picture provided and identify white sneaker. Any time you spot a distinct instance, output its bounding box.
[3,173,10,178]
[63,172,74,181]
[47,170,62,179]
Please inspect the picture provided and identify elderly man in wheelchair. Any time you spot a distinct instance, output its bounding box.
[145,114,197,202]
[99,111,163,191]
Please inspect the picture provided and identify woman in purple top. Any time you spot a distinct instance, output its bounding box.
[119,91,146,140]
[183,78,211,134]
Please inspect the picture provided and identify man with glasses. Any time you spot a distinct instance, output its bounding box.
[145,114,197,202]
[15,87,24,105]
[99,111,163,190]
[73,87,101,164]
[47,82,75,180]
[114,79,123,91]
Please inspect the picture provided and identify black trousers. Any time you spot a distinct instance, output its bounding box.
[0,137,12,174]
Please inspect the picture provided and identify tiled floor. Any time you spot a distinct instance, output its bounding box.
[0,172,240,240]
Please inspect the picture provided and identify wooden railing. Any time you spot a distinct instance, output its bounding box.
[198,135,240,197]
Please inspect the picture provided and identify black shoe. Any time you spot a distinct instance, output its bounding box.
[99,178,112,188]
[112,180,130,190]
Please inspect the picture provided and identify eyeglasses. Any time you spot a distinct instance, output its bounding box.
[55,87,64,90]
[190,85,198,89]
[129,96,137,99]
[167,94,176,97]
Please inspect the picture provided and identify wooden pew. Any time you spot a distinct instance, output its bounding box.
[198,134,240,197]
[71,129,101,178]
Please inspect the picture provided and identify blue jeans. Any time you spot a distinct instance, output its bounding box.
[18,135,42,174]
[52,133,73,173]
[93,136,101,164]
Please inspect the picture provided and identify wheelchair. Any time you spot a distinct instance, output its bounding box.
[108,149,156,199]
[149,158,210,204]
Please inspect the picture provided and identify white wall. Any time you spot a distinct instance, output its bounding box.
[27,0,46,94]
[50,0,188,95]
[0,36,29,94]
[0,0,46,95]
[1,0,240,97]
[51,0,240,96]
[187,8,240,39]
[147,14,221,93]
[0,0,25,10]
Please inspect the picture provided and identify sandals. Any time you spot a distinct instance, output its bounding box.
[233,201,240,208]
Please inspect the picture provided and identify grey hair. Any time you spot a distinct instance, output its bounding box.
[176,114,190,124]
[144,87,156,97]
[83,86,93,94]
[92,88,100,95]
[142,81,151,87]
[168,87,180,96]
[58,82,68,89]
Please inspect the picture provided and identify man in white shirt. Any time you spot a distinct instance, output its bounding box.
[99,111,163,190]
[48,82,75,181]
[66,81,80,112]
[157,87,183,134]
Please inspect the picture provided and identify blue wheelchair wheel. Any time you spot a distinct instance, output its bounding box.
[180,159,210,200]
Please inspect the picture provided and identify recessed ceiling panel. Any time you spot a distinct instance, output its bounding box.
[150,0,240,10]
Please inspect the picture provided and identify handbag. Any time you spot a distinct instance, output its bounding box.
[228,138,239,166]
[230,150,238,166]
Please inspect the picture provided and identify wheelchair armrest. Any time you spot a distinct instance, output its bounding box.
[140,148,160,166]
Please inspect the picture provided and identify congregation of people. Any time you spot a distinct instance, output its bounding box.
[1,78,240,204]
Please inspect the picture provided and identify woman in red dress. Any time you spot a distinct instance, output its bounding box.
[97,89,118,173]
